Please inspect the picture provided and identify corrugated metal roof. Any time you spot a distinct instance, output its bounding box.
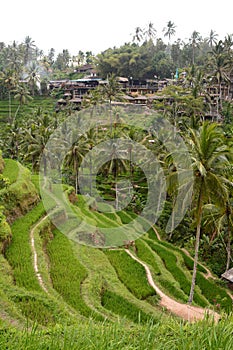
[221,268,233,282]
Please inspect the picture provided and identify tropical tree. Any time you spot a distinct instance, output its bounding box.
[203,198,233,271]
[98,73,124,132]
[22,109,54,173]
[207,40,232,109]
[190,31,202,65]
[23,36,36,65]
[0,69,19,122]
[63,135,89,194]
[26,62,41,96]
[144,22,157,42]
[163,21,176,42]
[185,122,231,303]
[206,30,218,49]
[132,27,144,44]
[13,83,33,120]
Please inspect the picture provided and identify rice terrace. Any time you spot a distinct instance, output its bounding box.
[1,17,233,349]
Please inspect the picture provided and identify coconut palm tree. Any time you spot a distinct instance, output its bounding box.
[13,83,33,120]
[163,21,176,42]
[144,22,157,42]
[207,30,218,49]
[99,73,124,133]
[203,198,233,271]
[190,31,201,65]
[207,40,231,108]
[64,135,90,194]
[23,36,36,65]
[22,109,54,173]
[185,122,231,303]
[26,62,41,96]
[132,27,144,44]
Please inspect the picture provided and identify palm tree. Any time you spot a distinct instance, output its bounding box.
[163,21,176,42]
[23,36,36,65]
[207,30,218,49]
[1,69,18,122]
[22,109,54,173]
[64,135,89,194]
[144,22,157,42]
[13,84,33,120]
[224,34,233,53]
[99,73,124,133]
[190,31,201,65]
[203,198,233,271]
[26,62,41,96]
[132,27,144,44]
[185,122,230,303]
[207,40,231,108]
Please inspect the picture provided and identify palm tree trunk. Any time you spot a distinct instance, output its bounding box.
[226,213,231,271]
[188,183,203,304]
[8,91,11,123]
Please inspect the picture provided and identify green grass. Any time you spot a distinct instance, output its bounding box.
[145,239,208,306]
[196,272,232,313]
[1,159,19,184]
[1,314,233,350]
[105,249,156,300]
[5,202,45,292]
[135,239,161,275]
[46,228,103,320]
[0,96,55,122]
[9,291,58,326]
[101,289,158,324]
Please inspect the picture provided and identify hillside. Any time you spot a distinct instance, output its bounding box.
[0,158,233,349]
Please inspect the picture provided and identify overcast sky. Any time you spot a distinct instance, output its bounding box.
[1,0,233,55]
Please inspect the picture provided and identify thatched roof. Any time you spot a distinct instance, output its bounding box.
[221,268,233,282]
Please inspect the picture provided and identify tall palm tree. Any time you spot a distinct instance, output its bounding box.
[13,83,33,120]
[99,73,123,133]
[23,36,36,65]
[190,31,201,65]
[132,27,144,44]
[207,40,231,108]
[64,135,89,194]
[144,22,157,42]
[163,21,176,42]
[22,109,54,173]
[185,122,230,303]
[203,198,233,271]
[207,30,218,49]
[26,62,41,96]
[224,34,233,53]
[1,69,18,122]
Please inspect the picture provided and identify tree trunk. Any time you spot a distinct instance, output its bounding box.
[226,213,231,271]
[8,91,11,123]
[188,184,203,304]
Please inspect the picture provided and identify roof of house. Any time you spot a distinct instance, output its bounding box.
[221,268,233,282]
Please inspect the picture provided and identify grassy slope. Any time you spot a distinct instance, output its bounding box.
[1,159,233,348]
[0,97,55,122]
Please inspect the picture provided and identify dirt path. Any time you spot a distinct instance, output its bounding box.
[125,249,220,323]
[30,215,49,293]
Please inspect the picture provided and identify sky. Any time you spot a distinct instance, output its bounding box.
[1,0,233,56]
